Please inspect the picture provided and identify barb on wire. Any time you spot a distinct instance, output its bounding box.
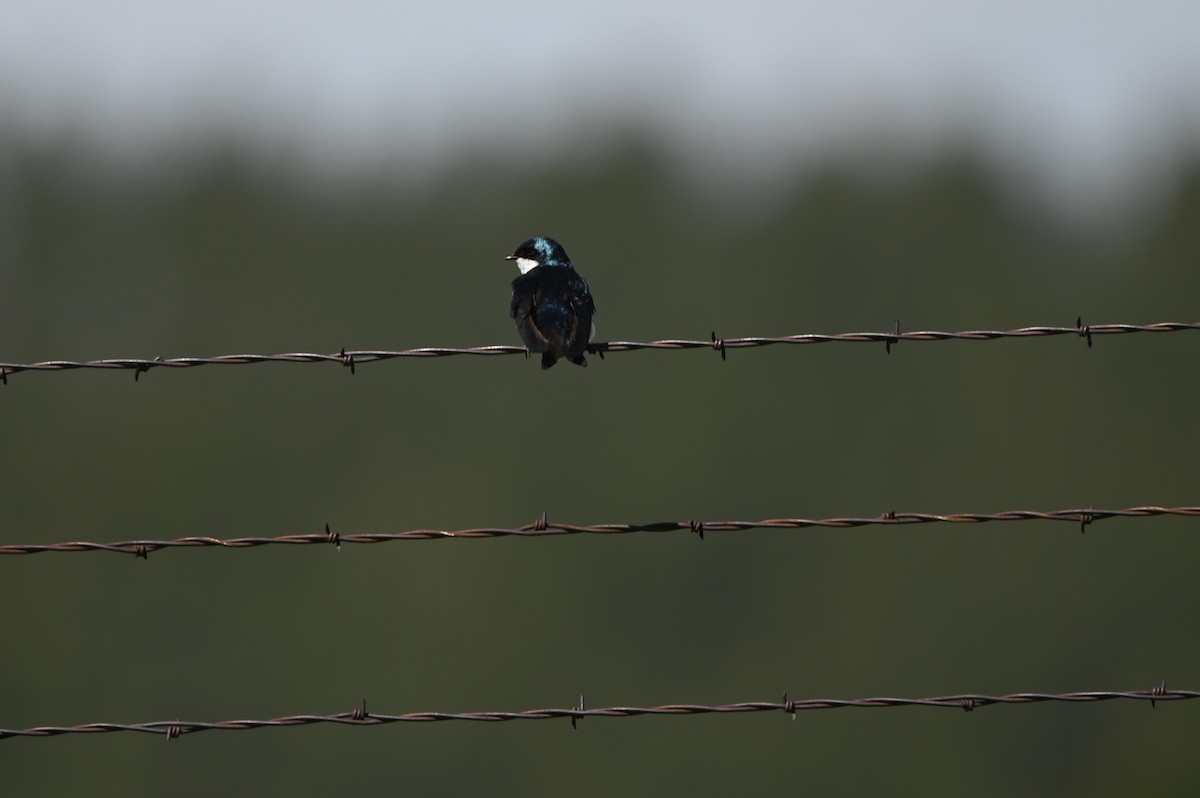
[2,505,1196,557]
[1,684,1191,741]
[0,320,1196,379]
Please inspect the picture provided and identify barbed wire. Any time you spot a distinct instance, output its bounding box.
[2,505,1195,558]
[1,320,1196,381]
[1,683,1188,741]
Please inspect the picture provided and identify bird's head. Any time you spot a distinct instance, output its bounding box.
[505,236,570,274]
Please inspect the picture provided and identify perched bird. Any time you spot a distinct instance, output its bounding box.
[506,236,596,369]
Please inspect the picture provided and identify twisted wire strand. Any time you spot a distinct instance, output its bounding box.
[2,505,1196,557]
[1,320,1196,379]
[1,685,1190,741]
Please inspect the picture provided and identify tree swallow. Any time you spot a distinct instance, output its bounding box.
[506,236,596,369]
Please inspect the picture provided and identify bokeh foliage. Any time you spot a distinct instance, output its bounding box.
[2,136,1199,796]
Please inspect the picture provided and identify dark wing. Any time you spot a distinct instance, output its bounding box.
[567,272,595,319]
[563,272,595,359]
[511,274,549,353]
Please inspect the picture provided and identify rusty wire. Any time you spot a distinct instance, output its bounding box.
[1,320,1197,380]
[0,684,1189,741]
[1,505,1195,558]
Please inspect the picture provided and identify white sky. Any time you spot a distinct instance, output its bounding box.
[1,1,1198,213]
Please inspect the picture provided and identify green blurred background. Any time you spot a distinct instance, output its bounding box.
[3,4,1200,795]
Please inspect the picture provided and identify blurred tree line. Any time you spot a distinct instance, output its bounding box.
[1,134,1198,797]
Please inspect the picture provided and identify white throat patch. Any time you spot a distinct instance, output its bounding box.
[515,257,540,275]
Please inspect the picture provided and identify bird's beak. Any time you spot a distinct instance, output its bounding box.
[504,255,516,260]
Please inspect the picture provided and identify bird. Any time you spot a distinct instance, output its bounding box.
[506,236,596,369]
